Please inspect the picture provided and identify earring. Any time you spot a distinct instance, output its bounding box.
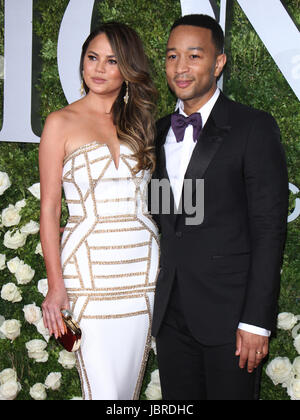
[80,70,85,96]
[123,80,129,105]
[80,79,85,96]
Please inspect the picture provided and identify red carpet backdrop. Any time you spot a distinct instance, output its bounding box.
[0,0,299,400]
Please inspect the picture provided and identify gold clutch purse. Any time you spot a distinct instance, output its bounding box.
[57,310,82,352]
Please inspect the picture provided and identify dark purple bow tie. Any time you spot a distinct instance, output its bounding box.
[171,112,202,143]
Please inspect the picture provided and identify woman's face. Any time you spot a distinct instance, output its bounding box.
[83,33,124,98]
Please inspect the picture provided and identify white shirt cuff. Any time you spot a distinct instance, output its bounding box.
[238,322,271,337]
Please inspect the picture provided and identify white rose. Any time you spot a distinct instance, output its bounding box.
[0,368,17,385]
[35,242,43,257]
[29,383,47,400]
[292,356,300,379]
[266,357,293,386]
[44,372,62,391]
[28,183,40,200]
[26,339,48,363]
[28,350,48,363]
[294,335,300,355]
[7,256,21,274]
[287,378,300,400]
[58,350,76,370]
[1,283,22,303]
[20,220,40,235]
[26,339,47,353]
[35,318,50,342]
[1,204,21,227]
[37,279,48,297]
[292,321,300,339]
[0,315,5,339]
[0,380,21,400]
[277,312,298,330]
[0,319,21,341]
[15,199,26,210]
[145,369,162,400]
[23,303,42,324]
[3,230,27,250]
[151,337,157,355]
[0,171,11,195]
[15,261,35,285]
[0,254,6,270]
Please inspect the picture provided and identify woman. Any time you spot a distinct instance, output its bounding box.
[39,22,159,400]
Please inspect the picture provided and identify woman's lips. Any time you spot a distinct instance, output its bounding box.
[91,78,107,84]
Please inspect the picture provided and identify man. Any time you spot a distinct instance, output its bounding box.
[151,14,288,400]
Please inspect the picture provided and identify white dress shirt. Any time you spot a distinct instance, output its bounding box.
[164,88,270,338]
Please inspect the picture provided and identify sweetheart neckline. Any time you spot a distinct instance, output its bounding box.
[63,141,132,170]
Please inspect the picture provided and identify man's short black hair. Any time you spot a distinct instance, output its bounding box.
[170,14,224,54]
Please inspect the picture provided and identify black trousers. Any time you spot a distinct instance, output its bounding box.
[155,280,261,400]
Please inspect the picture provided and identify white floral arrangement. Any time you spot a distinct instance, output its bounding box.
[0,174,81,400]
[0,172,155,400]
[266,312,300,400]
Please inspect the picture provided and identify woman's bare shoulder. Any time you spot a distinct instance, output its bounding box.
[41,101,84,147]
[40,111,69,159]
[44,103,80,129]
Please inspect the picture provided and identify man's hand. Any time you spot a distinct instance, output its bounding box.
[235,329,269,373]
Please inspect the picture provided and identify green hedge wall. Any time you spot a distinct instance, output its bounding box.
[0,0,299,400]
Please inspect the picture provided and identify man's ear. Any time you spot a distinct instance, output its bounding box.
[214,53,227,78]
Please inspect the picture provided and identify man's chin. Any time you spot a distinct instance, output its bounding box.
[173,90,194,102]
[170,85,216,105]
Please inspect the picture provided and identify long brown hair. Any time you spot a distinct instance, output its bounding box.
[80,22,157,173]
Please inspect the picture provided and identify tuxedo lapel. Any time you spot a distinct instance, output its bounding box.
[184,116,229,183]
[155,115,177,224]
[156,114,171,181]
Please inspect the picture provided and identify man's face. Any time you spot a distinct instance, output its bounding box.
[166,25,226,107]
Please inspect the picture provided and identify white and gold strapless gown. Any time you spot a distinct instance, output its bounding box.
[60,141,159,400]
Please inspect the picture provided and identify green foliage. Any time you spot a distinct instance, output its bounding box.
[33,0,69,120]
[0,0,299,400]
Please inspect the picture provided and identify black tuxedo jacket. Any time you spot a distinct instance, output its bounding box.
[151,92,289,345]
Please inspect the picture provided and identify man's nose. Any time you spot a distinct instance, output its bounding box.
[175,56,189,74]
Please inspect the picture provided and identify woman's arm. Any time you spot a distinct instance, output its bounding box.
[39,112,69,339]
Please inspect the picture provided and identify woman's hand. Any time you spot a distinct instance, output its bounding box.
[42,286,70,339]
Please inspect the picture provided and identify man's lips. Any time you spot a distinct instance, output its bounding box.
[174,79,193,88]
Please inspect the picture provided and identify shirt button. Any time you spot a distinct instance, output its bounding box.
[176,231,182,238]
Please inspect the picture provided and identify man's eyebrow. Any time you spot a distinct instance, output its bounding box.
[187,47,204,51]
[166,46,204,53]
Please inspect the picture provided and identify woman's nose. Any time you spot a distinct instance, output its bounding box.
[96,60,105,73]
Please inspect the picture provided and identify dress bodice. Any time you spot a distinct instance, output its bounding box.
[62,141,150,220]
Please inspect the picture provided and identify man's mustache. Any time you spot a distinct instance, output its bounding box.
[173,75,195,82]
